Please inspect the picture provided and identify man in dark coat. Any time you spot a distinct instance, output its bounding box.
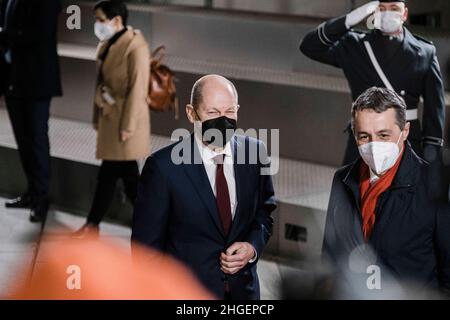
[0,0,62,222]
[323,87,450,299]
[299,0,447,200]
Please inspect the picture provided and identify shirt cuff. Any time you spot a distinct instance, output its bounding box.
[248,247,257,264]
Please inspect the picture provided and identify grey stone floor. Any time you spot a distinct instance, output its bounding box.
[0,197,41,297]
[0,196,296,300]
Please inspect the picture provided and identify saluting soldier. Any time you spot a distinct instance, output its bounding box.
[300,0,447,200]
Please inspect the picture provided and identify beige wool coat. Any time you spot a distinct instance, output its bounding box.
[93,27,151,161]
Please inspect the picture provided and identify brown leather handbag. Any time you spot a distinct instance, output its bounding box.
[147,46,179,119]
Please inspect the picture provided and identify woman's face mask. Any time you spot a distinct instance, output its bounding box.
[374,10,404,34]
[358,132,404,175]
[94,19,116,41]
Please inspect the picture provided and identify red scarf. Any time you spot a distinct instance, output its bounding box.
[359,147,405,242]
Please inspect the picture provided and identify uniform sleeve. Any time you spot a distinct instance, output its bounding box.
[121,42,150,133]
[299,15,350,68]
[422,46,445,147]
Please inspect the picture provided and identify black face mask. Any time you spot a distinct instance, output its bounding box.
[196,112,237,148]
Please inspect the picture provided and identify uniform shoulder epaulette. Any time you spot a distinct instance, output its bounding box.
[413,34,434,45]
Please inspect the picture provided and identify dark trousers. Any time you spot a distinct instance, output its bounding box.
[87,160,139,225]
[5,96,51,203]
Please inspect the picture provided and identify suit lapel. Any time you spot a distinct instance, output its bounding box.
[182,134,226,238]
[228,136,246,241]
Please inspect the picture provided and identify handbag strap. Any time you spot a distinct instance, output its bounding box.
[151,45,166,65]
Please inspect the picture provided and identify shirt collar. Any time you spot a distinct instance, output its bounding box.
[194,134,233,164]
[369,169,380,185]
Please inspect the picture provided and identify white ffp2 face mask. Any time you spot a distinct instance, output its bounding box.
[374,11,404,34]
[358,133,403,175]
[94,21,116,41]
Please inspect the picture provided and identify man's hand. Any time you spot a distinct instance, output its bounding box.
[121,130,133,142]
[220,242,256,275]
[345,1,380,29]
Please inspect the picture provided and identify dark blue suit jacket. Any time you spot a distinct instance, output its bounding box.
[132,134,277,299]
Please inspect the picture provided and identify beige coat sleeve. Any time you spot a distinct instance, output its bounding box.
[120,44,150,133]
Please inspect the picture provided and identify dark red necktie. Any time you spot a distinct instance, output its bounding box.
[214,155,232,236]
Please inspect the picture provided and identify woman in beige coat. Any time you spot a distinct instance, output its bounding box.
[75,1,150,237]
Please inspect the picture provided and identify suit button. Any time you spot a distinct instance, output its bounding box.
[400,90,406,96]
[8,85,13,91]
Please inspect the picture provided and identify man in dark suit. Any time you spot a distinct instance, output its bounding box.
[323,87,450,299]
[0,0,62,222]
[299,0,447,200]
[132,74,277,300]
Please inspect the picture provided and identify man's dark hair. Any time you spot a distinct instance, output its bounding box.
[351,87,407,131]
[94,0,128,26]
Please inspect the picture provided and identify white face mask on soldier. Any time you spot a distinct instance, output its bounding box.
[374,11,404,34]
[358,132,404,175]
[94,21,116,41]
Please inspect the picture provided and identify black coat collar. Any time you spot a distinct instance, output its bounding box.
[366,27,423,53]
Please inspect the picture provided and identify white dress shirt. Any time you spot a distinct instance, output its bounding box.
[369,169,380,185]
[194,135,257,263]
[195,134,237,219]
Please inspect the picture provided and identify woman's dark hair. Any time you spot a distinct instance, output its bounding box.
[94,0,128,25]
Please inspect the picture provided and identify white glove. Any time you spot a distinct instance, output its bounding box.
[345,1,380,29]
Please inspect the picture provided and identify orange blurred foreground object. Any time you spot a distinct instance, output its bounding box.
[10,232,215,300]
